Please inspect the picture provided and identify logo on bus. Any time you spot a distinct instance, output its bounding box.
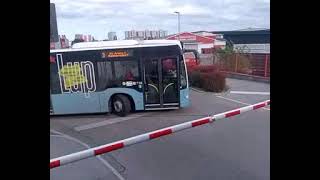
[56,54,96,97]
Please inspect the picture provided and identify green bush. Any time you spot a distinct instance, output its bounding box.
[200,72,226,92]
[188,65,226,92]
[192,65,220,73]
[189,70,202,87]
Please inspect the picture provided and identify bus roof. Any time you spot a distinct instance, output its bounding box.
[51,40,182,53]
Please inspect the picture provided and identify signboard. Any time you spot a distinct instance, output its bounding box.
[179,35,196,41]
[171,35,196,41]
[233,44,270,54]
[101,50,133,58]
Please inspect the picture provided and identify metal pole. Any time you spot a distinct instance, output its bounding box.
[178,12,180,41]
[174,11,180,40]
[264,54,269,77]
[235,53,238,72]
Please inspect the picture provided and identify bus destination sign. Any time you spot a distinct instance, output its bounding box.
[102,50,133,58]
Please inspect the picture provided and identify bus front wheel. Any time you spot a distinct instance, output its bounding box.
[112,94,131,117]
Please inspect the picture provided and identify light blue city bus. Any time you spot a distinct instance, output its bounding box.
[50,40,190,116]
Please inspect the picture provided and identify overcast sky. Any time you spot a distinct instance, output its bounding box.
[50,0,270,40]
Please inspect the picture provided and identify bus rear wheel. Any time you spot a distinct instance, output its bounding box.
[112,94,131,117]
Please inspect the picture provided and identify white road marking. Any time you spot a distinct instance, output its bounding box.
[50,129,125,180]
[190,87,205,93]
[216,95,270,111]
[74,113,148,132]
[230,91,270,95]
[50,134,64,137]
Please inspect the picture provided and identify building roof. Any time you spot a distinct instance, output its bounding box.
[210,29,270,35]
[166,32,215,41]
[191,30,210,33]
[166,32,214,39]
[207,28,270,44]
[235,28,269,31]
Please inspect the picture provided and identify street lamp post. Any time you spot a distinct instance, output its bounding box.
[174,11,180,40]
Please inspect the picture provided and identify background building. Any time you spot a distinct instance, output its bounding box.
[75,34,82,40]
[124,30,168,40]
[108,32,117,40]
[210,28,270,54]
[50,35,70,49]
[74,34,94,42]
[166,32,226,54]
[210,28,270,77]
[59,35,70,48]
[50,3,59,42]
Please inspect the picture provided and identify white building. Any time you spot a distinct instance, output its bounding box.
[167,32,226,54]
[125,30,168,40]
[74,34,94,42]
[75,34,83,40]
[108,32,117,40]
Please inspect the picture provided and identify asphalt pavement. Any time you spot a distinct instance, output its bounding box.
[50,78,270,180]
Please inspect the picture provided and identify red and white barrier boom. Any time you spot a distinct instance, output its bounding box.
[50,100,270,169]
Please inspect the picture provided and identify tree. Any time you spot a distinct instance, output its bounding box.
[216,44,251,73]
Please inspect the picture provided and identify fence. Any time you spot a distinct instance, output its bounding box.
[218,53,270,78]
[199,54,214,65]
[198,53,270,78]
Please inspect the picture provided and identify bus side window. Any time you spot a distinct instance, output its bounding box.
[97,61,113,90]
[50,62,61,94]
[114,61,140,82]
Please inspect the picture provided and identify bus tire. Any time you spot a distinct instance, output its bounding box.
[112,94,131,117]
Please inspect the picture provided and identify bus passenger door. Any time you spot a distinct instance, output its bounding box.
[161,57,179,106]
[144,59,161,108]
[143,57,179,110]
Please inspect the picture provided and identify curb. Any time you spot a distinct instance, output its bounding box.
[222,72,270,84]
[190,87,230,96]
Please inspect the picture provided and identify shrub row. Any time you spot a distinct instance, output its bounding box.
[188,65,226,92]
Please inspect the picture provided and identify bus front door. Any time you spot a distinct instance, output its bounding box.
[143,57,179,110]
